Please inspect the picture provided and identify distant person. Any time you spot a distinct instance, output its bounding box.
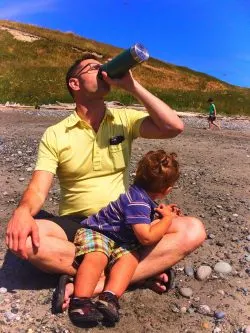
[207,98,221,130]
[5,53,206,312]
[69,150,181,325]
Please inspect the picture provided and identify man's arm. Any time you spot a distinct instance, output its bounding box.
[130,81,184,139]
[101,71,184,139]
[6,170,54,259]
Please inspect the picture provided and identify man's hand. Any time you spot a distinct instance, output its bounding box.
[6,207,40,260]
[100,70,136,92]
[155,203,182,219]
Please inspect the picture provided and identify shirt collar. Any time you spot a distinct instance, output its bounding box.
[65,108,114,128]
[133,185,158,209]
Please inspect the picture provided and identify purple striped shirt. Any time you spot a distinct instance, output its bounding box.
[80,185,157,243]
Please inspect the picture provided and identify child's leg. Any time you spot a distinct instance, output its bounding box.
[96,251,139,323]
[208,119,212,129]
[104,251,139,297]
[73,228,112,298]
[212,121,221,129]
[74,252,108,298]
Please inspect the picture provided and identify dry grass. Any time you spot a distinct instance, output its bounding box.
[0,20,250,115]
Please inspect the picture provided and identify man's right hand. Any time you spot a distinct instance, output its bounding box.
[6,207,40,260]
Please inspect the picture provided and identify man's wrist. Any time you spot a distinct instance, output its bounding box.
[125,79,140,95]
[15,204,32,216]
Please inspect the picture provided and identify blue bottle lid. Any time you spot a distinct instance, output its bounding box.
[130,43,149,63]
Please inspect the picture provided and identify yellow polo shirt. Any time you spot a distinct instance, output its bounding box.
[35,108,147,216]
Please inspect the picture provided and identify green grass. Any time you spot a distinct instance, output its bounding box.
[106,89,250,116]
[0,20,249,116]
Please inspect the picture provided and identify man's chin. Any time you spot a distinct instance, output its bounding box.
[97,85,111,97]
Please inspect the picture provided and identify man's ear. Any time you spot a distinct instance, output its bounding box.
[69,77,80,92]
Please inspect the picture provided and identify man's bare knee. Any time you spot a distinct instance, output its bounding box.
[179,217,206,254]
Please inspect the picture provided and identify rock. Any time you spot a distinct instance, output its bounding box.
[202,321,210,329]
[179,287,193,298]
[208,233,216,239]
[213,328,222,333]
[214,311,225,319]
[0,287,7,294]
[4,311,16,321]
[246,235,250,241]
[171,304,180,313]
[180,306,187,313]
[184,263,194,277]
[196,265,212,280]
[187,307,195,314]
[197,305,211,315]
[214,261,232,274]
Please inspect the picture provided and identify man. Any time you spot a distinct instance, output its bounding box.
[6,54,206,310]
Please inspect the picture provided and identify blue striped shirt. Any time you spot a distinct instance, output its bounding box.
[80,185,157,243]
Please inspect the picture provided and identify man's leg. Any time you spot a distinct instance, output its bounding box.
[26,216,205,306]
[26,219,76,276]
[131,216,206,285]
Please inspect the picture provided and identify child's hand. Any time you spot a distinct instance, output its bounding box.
[155,204,182,219]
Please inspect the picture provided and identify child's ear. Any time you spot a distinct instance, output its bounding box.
[165,186,173,195]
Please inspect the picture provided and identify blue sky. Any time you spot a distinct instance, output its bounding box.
[0,0,250,87]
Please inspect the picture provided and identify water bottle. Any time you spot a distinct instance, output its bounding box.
[98,43,149,79]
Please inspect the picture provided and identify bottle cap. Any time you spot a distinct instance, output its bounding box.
[130,43,149,63]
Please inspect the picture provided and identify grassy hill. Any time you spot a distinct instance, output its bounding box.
[0,20,249,115]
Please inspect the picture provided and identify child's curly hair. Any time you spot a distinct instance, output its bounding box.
[134,150,180,193]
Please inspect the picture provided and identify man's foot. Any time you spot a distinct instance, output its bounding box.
[145,272,169,293]
[96,291,120,323]
[63,282,74,311]
[52,274,74,314]
[62,273,106,311]
[69,297,103,324]
[137,268,175,294]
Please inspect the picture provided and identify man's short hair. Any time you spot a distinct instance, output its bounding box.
[66,53,100,97]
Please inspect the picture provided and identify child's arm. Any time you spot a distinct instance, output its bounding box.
[132,204,178,246]
[213,104,217,116]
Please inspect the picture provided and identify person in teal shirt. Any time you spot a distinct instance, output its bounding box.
[207,98,221,130]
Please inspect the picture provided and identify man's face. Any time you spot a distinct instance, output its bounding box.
[74,59,110,98]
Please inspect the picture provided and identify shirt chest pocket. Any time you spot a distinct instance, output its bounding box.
[108,141,129,171]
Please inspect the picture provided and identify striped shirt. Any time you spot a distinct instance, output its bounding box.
[80,185,157,243]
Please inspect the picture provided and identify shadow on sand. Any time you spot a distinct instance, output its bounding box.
[0,250,59,292]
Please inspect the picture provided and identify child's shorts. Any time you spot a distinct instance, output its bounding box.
[74,228,140,268]
[208,115,216,121]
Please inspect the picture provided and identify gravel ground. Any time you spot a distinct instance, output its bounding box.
[0,107,250,333]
